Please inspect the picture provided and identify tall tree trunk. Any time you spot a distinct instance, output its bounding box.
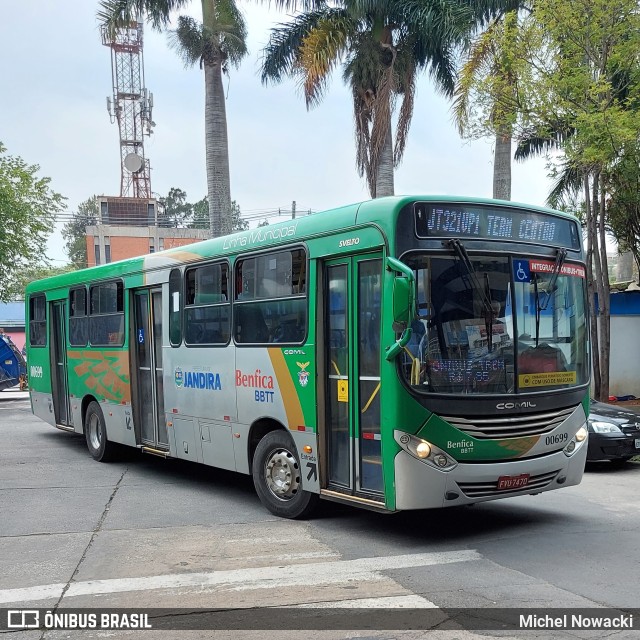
[597,173,610,400]
[375,118,394,198]
[584,174,601,398]
[493,129,512,200]
[203,0,232,238]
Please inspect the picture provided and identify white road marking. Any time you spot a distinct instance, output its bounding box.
[0,550,480,605]
[298,595,438,608]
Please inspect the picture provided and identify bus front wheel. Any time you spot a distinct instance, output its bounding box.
[85,401,116,462]
[252,430,318,519]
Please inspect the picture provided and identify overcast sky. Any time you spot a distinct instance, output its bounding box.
[2,0,552,265]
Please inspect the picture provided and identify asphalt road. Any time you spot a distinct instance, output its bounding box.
[1,389,639,639]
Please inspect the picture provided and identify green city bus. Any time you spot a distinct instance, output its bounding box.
[26,196,590,518]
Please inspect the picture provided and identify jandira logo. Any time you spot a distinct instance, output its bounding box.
[175,367,222,390]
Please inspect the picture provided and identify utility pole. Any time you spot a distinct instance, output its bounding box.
[292,201,296,220]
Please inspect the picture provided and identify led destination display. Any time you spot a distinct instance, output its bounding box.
[414,202,581,249]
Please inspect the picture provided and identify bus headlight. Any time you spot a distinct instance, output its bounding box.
[564,425,588,457]
[394,431,458,471]
[415,442,431,458]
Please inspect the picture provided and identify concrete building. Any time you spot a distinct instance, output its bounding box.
[86,196,209,267]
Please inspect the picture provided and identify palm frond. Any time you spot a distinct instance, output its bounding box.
[169,2,247,70]
[216,0,248,67]
[168,16,206,68]
[393,54,416,165]
[264,0,328,11]
[299,13,353,107]
[514,125,574,160]
[97,0,190,35]
[261,10,334,84]
[452,22,499,134]
[547,162,582,209]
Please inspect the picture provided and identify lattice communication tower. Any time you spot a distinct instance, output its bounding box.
[102,21,154,198]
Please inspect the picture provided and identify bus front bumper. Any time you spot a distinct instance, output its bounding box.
[394,443,587,510]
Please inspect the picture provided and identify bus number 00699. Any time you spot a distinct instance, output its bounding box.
[545,433,569,445]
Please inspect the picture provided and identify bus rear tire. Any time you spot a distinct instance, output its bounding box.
[252,430,318,519]
[85,401,116,462]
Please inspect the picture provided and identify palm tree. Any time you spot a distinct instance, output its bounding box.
[261,0,519,198]
[98,0,247,237]
[453,9,523,200]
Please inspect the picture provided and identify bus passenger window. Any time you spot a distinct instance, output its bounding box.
[233,249,307,345]
[184,262,230,345]
[69,287,88,347]
[89,281,124,346]
[29,295,47,347]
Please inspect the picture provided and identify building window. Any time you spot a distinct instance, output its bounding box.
[89,281,124,346]
[94,244,101,266]
[184,262,230,345]
[69,287,88,346]
[104,237,111,264]
[234,248,307,344]
[29,295,47,347]
[149,239,155,254]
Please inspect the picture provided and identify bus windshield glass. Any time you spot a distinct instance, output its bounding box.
[401,254,589,395]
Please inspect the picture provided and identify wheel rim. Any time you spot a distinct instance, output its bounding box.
[88,413,102,451]
[264,447,300,501]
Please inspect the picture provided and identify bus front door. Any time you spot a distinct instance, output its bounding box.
[50,300,72,428]
[132,288,168,450]
[323,254,384,503]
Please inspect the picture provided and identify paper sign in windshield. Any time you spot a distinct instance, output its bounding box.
[529,260,585,278]
[519,371,577,387]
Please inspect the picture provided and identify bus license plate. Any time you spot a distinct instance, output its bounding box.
[497,474,530,490]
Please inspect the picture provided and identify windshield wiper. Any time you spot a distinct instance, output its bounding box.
[539,248,567,311]
[534,248,567,346]
[447,238,495,319]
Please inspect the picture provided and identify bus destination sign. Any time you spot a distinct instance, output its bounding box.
[414,202,580,249]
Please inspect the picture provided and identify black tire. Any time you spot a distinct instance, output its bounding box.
[84,401,116,462]
[252,430,319,519]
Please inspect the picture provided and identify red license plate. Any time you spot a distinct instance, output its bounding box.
[497,474,530,490]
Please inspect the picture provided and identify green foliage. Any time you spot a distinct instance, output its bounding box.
[607,145,640,280]
[516,0,640,171]
[159,187,247,232]
[0,143,65,302]
[158,188,192,227]
[5,264,76,300]
[61,196,99,269]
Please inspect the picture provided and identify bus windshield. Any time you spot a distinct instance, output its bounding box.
[401,254,589,395]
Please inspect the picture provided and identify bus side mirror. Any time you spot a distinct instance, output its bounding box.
[392,277,412,329]
[385,257,417,361]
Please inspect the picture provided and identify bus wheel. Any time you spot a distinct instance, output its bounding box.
[252,430,318,519]
[85,401,116,462]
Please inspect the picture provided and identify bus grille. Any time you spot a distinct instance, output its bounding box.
[457,470,560,499]
[442,405,578,439]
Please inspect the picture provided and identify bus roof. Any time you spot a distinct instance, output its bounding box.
[26,195,578,294]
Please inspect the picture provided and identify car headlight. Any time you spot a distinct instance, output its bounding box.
[590,421,622,434]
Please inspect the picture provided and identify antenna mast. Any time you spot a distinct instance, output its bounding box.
[101,20,154,198]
